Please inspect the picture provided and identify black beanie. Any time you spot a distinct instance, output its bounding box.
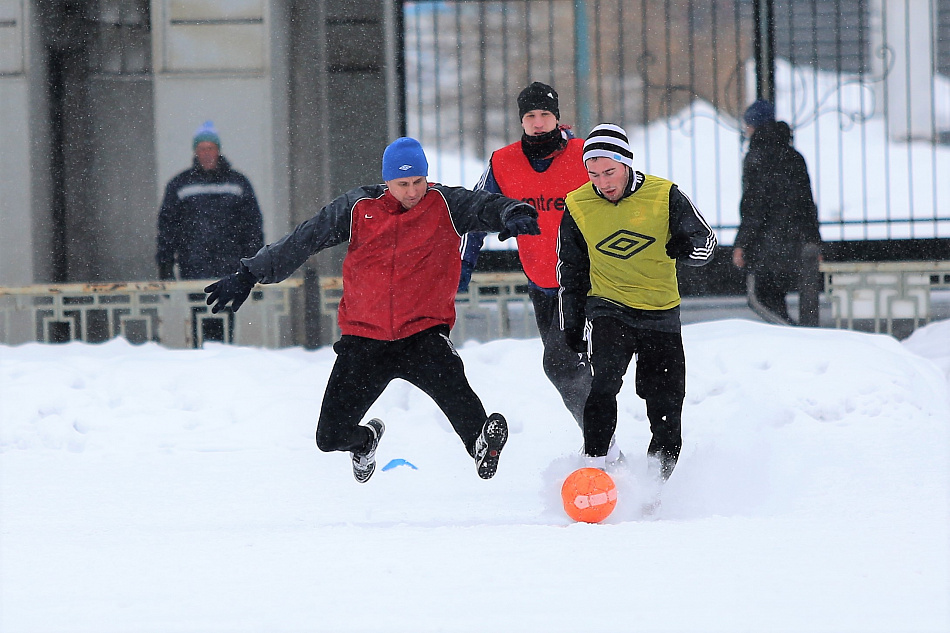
[518,82,560,120]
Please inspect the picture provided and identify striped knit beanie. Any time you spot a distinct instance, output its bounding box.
[583,123,634,169]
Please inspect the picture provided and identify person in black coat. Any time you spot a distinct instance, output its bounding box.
[733,100,821,324]
[156,121,264,280]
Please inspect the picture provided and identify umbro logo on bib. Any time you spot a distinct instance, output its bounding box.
[595,230,655,260]
[399,164,413,171]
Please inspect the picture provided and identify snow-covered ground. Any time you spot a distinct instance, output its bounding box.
[1,318,948,632]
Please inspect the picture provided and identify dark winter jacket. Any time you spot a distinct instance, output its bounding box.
[558,170,717,335]
[242,183,537,341]
[156,156,264,279]
[735,121,821,277]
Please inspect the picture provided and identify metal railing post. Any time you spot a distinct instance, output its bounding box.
[573,0,592,136]
[753,0,775,102]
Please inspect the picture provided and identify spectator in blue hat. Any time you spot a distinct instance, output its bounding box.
[156,121,264,280]
[733,101,822,324]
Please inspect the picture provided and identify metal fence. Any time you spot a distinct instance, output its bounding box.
[400,0,950,244]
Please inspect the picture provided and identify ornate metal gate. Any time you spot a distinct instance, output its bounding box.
[399,0,950,244]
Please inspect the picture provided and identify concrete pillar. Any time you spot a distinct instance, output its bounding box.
[287,0,394,346]
[324,0,394,193]
[0,0,33,285]
[150,0,290,268]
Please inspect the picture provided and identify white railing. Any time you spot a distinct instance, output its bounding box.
[821,261,950,336]
[0,273,536,349]
[8,265,945,348]
[0,279,303,348]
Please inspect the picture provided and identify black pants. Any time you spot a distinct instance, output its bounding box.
[315,325,488,456]
[751,269,795,323]
[584,317,685,465]
[528,285,592,428]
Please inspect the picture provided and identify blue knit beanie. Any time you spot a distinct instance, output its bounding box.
[382,137,428,182]
[743,100,775,128]
[193,120,221,149]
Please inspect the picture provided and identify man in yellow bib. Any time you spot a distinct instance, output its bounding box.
[557,124,717,479]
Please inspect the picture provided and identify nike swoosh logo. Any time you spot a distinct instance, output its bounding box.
[364,215,373,219]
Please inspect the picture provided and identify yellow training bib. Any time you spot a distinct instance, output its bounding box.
[565,177,680,310]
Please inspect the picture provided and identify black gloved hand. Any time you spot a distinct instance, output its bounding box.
[158,262,175,281]
[205,264,257,314]
[498,214,541,241]
[564,327,586,354]
[665,233,693,260]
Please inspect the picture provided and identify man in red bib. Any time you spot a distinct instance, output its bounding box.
[459,82,597,440]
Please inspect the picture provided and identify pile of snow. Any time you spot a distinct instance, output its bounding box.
[1,319,948,632]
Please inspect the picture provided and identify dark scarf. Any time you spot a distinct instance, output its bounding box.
[521,128,567,161]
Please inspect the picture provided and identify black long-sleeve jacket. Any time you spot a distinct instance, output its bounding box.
[736,121,821,277]
[558,170,716,334]
[156,156,264,279]
[242,182,536,340]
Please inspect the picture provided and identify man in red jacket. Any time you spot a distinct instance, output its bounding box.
[206,137,539,483]
[459,83,614,456]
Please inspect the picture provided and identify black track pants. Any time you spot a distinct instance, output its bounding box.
[315,325,488,456]
[528,285,592,428]
[752,269,793,322]
[583,317,685,462]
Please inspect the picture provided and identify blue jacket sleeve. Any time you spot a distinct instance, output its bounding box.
[458,161,503,292]
[463,164,502,257]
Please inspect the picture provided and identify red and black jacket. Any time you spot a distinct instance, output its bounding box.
[243,183,536,340]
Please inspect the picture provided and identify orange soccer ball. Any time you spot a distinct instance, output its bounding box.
[561,467,618,523]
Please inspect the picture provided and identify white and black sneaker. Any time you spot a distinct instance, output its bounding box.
[473,413,508,479]
[580,434,625,472]
[351,418,385,484]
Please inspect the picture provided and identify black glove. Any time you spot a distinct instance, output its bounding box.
[457,260,475,293]
[158,261,175,281]
[665,233,693,260]
[205,264,257,314]
[564,327,585,354]
[498,214,541,241]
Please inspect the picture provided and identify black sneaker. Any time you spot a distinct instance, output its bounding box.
[473,413,508,479]
[648,449,678,481]
[352,418,385,483]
